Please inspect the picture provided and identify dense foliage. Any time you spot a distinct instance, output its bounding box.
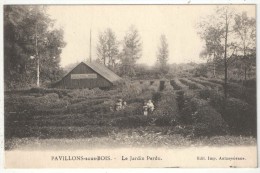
[4,6,66,89]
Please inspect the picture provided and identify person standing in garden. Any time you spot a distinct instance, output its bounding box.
[143,103,148,116]
[115,99,123,111]
[147,99,155,113]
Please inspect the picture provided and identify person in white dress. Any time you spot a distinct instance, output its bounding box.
[147,99,155,112]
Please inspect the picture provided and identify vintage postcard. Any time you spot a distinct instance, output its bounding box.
[3,3,257,168]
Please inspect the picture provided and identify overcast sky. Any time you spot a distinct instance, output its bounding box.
[47,5,255,67]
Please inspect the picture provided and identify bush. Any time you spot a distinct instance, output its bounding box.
[226,83,256,106]
[178,94,228,136]
[208,90,225,113]
[164,81,174,91]
[198,88,212,100]
[152,91,179,119]
[221,98,256,135]
[178,90,198,124]
[121,82,143,100]
[205,89,256,136]
[190,98,229,137]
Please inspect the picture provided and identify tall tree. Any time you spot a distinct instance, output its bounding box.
[197,6,237,98]
[199,27,224,78]
[4,5,66,89]
[119,25,142,78]
[96,28,119,69]
[233,12,256,81]
[157,34,169,75]
[96,33,107,65]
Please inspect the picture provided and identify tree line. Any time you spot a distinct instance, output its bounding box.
[197,6,256,98]
[96,26,169,78]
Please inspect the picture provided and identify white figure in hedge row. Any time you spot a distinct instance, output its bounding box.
[115,99,123,111]
[143,102,148,116]
[122,101,127,109]
[143,99,154,116]
[147,99,155,112]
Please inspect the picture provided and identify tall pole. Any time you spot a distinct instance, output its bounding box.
[89,29,92,62]
[35,22,40,87]
[224,10,228,99]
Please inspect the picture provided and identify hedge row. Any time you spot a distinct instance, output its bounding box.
[200,77,224,85]
[199,77,256,106]
[189,78,222,90]
[179,78,205,90]
[198,89,256,136]
[170,78,188,90]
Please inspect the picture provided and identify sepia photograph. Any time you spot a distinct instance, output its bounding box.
[3,4,257,168]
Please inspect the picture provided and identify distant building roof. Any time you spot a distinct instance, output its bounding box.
[83,61,121,83]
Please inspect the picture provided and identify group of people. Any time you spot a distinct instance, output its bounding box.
[112,98,155,116]
[114,99,127,111]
